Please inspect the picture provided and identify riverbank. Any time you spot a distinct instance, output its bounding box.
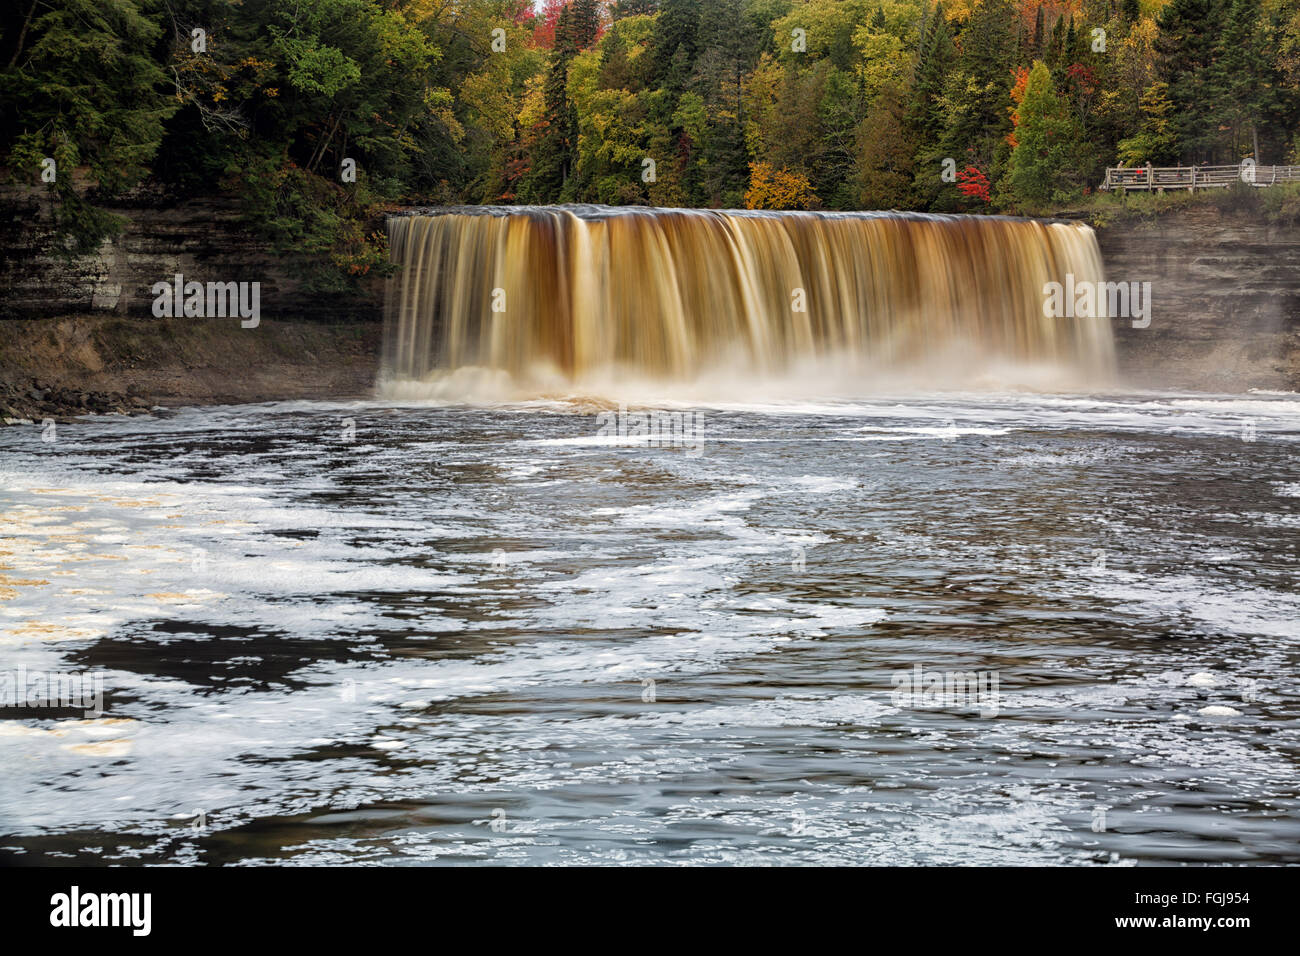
[0,315,380,423]
[2,200,1298,419]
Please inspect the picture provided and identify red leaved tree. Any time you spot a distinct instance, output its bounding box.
[957,166,991,203]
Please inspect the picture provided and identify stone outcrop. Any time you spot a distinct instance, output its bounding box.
[0,377,149,424]
[2,194,1297,396]
[1095,207,1300,391]
[0,188,381,322]
[0,315,382,424]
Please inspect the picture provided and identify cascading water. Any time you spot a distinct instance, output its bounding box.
[380,205,1114,396]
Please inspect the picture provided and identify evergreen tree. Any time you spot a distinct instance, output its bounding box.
[909,2,957,208]
[1047,15,1066,67]
[0,0,176,253]
[940,0,1018,165]
[1212,0,1274,159]
[1009,61,1080,206]
[525,5,580,200]
[910,3,955,144]
[694,0,757,204]
[613,0,659,18]
[570,0,602,51]
[650,0,700,90]
[1117,82,1180,165]
[1157,0,1229,161]
[599,22,633,90]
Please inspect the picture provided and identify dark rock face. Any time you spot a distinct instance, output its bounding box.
[1096,208,1300,392]
[0,189,381,323]
[0,377,148,423]
[3,193,1296,393]
[0,314,383,426]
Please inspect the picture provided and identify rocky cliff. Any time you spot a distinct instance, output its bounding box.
[2,199,1297,408]
[0,190,382,420]
[1095,207,1300,392]
[0,188,380,322]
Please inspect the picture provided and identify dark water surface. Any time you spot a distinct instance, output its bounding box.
[1,392,1297,865]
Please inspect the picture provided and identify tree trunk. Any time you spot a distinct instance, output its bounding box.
[6,0,38,70]
[307,114,342,174]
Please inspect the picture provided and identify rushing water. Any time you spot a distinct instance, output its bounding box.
[383,207,1114,390]
[1,391,1297,865]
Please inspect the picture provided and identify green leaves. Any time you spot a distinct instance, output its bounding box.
[3,0,173,190]
[270,32,361,98]
[0,0,176,253]
[1117,82,1177,166]
[6,0,1300,269]
[1009,61,1082,207]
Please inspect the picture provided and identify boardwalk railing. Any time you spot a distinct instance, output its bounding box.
[1100,164,1300,191]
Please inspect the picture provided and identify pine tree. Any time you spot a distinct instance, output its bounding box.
[612,0,659,18]
[525,5,581,200]
[1157,0,1229,161]
[1047,15,1066,67]
[908,3,958,208]
[1212,0,1273,160]
[0,0,176,253]
[1009,61,1080,205]
[650,0,700,90]
[693,0,757,203]
[599,22,633,90]
[941,0,1019,160]
[570,0,602,51]
[1117,82,1179,165]
[911,3,955,144]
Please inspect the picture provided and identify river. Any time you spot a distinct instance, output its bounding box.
[1,390,1296,864]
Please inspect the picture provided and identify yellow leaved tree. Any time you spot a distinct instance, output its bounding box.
[744,162,818,210]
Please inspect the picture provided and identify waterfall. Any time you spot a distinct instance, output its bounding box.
[381,206,1114,395]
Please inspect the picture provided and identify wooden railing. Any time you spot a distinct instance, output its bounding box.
[1101,164,1300,191]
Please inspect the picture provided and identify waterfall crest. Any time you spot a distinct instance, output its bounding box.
[381,206,1114,396]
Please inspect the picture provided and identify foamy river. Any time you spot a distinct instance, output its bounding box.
[1,391,1297,864]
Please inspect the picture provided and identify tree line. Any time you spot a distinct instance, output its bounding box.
[2,0,1298,286]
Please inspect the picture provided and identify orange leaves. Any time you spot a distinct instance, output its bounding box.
[1011,66,1031,107]
[744,162,818,210]
[1008,66,1030,148]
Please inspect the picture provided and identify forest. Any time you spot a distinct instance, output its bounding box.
[2,0,1298,285]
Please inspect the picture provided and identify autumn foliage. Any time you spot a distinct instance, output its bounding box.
[956,166,992,203]
[744,163,819,211]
